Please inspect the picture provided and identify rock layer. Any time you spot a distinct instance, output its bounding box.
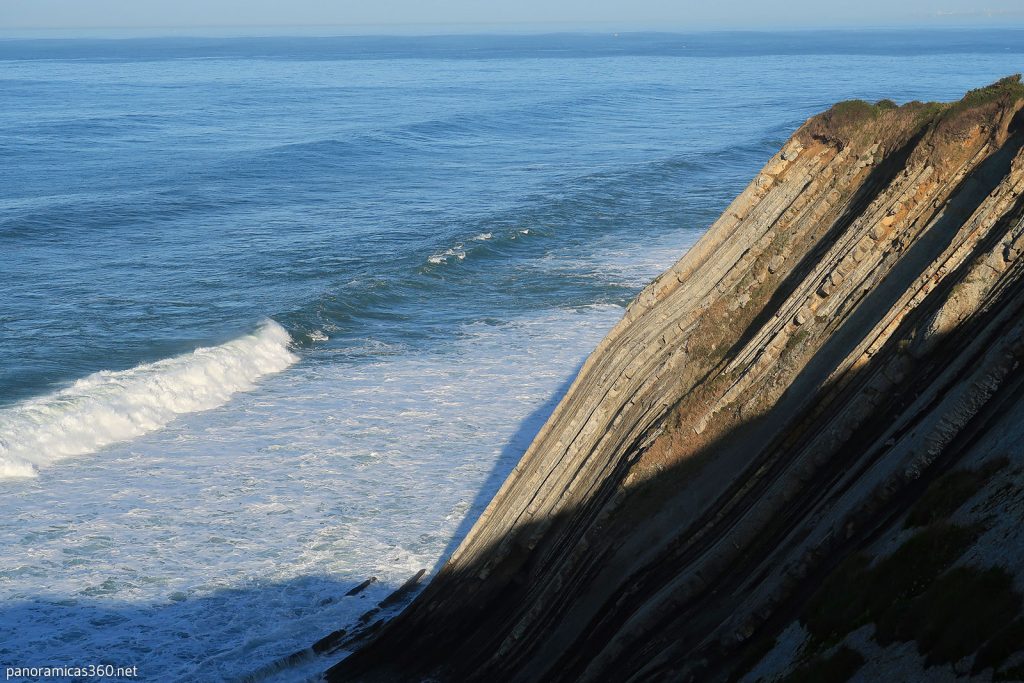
[326,76,1024,682]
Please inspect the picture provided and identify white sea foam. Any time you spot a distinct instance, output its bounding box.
[0,304,629,681]
[472,232,493,241]
[427,245,467,265]
[0,320,297,478]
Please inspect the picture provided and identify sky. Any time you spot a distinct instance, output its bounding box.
[1,0,1023,33]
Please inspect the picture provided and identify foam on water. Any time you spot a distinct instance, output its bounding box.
[426,245,467,265]
[0,320,297,478]
[0,303,632,681]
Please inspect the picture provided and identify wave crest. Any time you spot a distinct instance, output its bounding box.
[0,320,297,478]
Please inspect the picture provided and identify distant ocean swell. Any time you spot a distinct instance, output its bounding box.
[0,320,296,478]
[0,135,760,474]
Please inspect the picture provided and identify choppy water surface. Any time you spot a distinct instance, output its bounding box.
[1,29,1022,680]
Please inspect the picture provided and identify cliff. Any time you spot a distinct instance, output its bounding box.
[326,76,1024,682]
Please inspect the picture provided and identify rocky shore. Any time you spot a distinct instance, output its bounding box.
[325,76,1024,682]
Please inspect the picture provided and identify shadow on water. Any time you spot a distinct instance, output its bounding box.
[0,573,408,683]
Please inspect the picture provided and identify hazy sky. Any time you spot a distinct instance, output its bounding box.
[2,0,1023,32]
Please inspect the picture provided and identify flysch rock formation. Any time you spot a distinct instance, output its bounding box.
[325,76,1024,682]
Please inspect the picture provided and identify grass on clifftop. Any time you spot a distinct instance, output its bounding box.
[816,98,898,131]
[958,74,1024,110]
[928,74,1024,133]
[806,75,1024,148]
[838,74,1024,122]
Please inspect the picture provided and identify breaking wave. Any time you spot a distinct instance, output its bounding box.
[0,320,297,478]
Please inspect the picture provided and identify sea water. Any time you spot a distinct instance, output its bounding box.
[1,29,1021,680]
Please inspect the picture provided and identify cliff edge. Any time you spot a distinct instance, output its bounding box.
[327,76,1024,682]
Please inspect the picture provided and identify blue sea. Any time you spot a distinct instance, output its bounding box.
[1,29,1021,681]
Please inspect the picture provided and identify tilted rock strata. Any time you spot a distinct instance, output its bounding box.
[327,76,1024,682]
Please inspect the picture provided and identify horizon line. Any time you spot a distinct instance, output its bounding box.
[3,21,1024,41]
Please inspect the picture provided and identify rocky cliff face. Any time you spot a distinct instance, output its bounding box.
[327,76,1024,682]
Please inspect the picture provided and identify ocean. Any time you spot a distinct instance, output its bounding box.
[1,29,1021,681]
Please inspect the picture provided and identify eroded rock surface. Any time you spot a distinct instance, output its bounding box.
[326,76,1024,682]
